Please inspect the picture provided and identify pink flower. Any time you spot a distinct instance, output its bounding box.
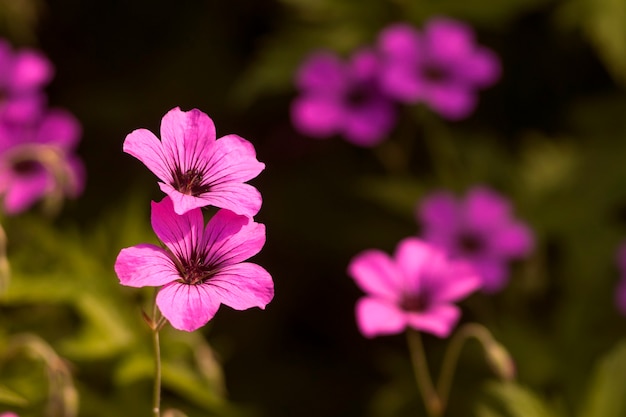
[290,49,397,147]
[347,237,481,338]
[123,107,265,216]
[0,412,19,417]
[417,186,534,293]
[0,38,54,122]
[377,18,500,120]
[114,197,274,332]
[0,108,84,215]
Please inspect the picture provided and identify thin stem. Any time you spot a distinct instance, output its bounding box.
[436,323,502,408]
[406,329,442,417]
[152,290,162,417]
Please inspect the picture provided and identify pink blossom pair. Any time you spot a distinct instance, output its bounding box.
[291,17,501,146]
[115,107,274,332]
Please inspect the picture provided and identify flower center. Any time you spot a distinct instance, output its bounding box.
[401,292,429,312]
[13,159,44,176]
[177,257,214,285]
[172,167,211,196]
[458,231,484,255]
[421,63,449,83]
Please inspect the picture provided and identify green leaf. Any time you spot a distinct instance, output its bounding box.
[578,340,626,417]
[477,381,563,417]
[0,384,28,406]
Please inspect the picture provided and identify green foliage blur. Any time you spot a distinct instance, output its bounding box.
[2,0,626,416]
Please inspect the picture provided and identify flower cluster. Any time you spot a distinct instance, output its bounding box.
[291,17,500,146]
[348,186,534,339]
[115,107,274,332]
[0,39,84,215]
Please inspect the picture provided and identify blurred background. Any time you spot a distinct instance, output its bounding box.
[2,0,626,416]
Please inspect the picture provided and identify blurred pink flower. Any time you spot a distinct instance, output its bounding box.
[0,38,54,122]
[124,107,265,217]
[417,186,534,293]
[614,243,626,315]
[114,197,274,332]
[377,18,500,120]
[291,49,397,147]
[347,237,480,338]
[0,108,84,215]
[0,412,19,417]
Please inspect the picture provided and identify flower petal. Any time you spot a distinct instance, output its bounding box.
[2,171,49,214]
[355,297,407,338]
[406,304,460,338]
[463,186,511,230]
[123,128,172,183]
[490,222,534,258]
[202,209,266,268]
[114,244,179,287]
[206,263,274,310]
[295,51,347,93]
[150,196,204,261]
[395,238,443,295]
[10,49,54,92]
[35,108,82,149]
[157,282,220,331]
[428,260,482,304]
[290,95,343,138]
[347,249,402,301]
[202,134,265,184]
[198,182,263,217]
[159,107,216,174]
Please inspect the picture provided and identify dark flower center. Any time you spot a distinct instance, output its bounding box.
[172,167,211,196]
[13,159,44,176]
[346,87,370,107]
[458,231,484,255]
[422,63,449,83]
[177,255,215,285]
[401,292,430,312]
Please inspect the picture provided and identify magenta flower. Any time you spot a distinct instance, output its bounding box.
[114,197,274,332]
[290,48,396,147]
[377,18,500,120]
[0,108,84,215]
[614,242,626,315]
[348,237,481,338]
[0,39,54,122]
[0,413,19,417]
[417,186,534,293]
[123,107,265,216]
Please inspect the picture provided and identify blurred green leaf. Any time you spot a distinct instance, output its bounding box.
[578,340,626,417]
[559,0,626,87]
[476,381,564,417]
[0,384,28,406]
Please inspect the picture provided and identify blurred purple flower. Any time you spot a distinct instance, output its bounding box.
[417,186,534,293]
[614,243,626,315]
[347,237,481,338]
[0,108,84,215]
[124,107,265,216]
[291,48,397,147]
[377,18,500,120]
[0,39,54,122]
[115,197,274,332]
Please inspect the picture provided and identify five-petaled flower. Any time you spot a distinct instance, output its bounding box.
[348,237,481,338]
[123,107,265,216]
[417,186,534,293]
[0,108,84,215]
[114,196,274,332]
[290,49,397,147]
[377,18,500,120]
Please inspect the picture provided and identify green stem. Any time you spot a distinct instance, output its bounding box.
[406,329,443,417]
[152,291,162,417]
[436,323,504,408]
